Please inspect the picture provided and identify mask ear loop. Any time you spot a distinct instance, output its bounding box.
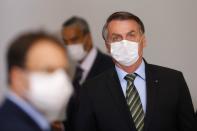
[137,33,144,45]
[82,33,93,53]
[137,34,146,60]
[82,33,88,43]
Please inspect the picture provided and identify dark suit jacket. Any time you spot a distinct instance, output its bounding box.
[65,49,114,130]
[0,99,48,131]
[74,62,197,131]
[82,49,114,84]
[196,111,197,118]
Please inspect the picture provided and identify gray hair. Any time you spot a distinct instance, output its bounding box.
[62,16,90,35]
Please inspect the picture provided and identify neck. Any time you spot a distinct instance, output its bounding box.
[116,58,143,73]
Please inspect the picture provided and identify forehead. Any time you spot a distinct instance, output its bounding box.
[62,25,82,39]
[25,39,68,71]
[107,20,140,34]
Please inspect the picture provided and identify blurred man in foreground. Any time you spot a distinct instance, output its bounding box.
[0,32,73,131]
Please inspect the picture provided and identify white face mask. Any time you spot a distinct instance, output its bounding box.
[26,69,73,122]
[66,43,87,62]
[110,40,139,66]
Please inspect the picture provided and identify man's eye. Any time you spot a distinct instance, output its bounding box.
[112,37,121,42]
[126,34,137,41]
[127,33,135,38]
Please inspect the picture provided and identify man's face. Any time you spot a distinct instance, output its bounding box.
[106,19,146,58]
[10,40,68,97]
[62,26,92,52]
[62,26,84,45]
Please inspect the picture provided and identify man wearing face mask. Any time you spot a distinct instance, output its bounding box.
[0,32,73,131]
[74,12,197,131]
[62,17,114,130]
[62,16,114,92]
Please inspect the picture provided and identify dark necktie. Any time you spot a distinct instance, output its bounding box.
[124,73,144,131]
[73,66,83,94]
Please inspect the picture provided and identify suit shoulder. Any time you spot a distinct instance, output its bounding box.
[148,63,183,76]
[0,99,42,131]
[83,68,113,87]
[96,50,113,64]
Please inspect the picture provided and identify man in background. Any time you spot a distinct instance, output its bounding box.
[0,32,73,131]
[62,17,114,130]
[62,16,113,92]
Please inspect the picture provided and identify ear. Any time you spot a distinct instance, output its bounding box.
[84,33,93,51]
[105,41,111,54]
[142,35,147,48]
[86,33,91,40]
[10,67,28,96]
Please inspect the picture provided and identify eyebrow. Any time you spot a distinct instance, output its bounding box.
[127,30,137,35]
[36,67,67,73]
[111,33,122,37]
[111,30,137,36]
[64,34,79,42]
[70,35,80,41]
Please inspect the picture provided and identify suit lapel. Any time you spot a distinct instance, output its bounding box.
[85,50,100,80]
[144,62,159,131]
[107,68,137,130]
[107,61,159,131]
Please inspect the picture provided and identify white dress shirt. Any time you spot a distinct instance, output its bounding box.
[78,47,97,84]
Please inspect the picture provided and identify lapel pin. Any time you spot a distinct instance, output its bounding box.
[155,80,159,83]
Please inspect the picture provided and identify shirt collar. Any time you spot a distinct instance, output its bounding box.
[6,90,50,131]
[80,47,97,71]
[115,60,146,81]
